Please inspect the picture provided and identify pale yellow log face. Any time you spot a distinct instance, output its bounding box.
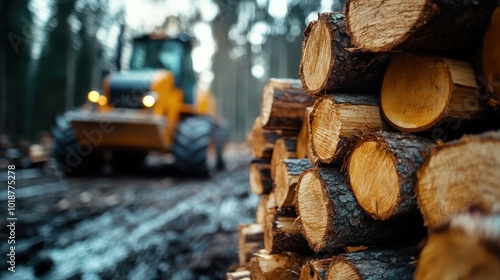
[346,0,427,51]
[302,21,331,92]
[311,98,340,161]
[260,82,275,126]
[417,138,500,229]
[348,141,399,220]
[326,260,360,280]
[297,171,329,250]
[381,53,451,131]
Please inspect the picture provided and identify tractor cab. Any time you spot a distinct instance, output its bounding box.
[129,35,196,104]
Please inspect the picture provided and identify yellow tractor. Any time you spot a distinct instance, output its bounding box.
[52,35,227,176]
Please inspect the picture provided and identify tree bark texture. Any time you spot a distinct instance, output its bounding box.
[310,94,388,165]
[326,248,418,280]
[346,131,434,220]
[299,12,389,97]
[417,130,500,229]
[296,167,425,252]
[345,0,498,56]
[260,78,314,130]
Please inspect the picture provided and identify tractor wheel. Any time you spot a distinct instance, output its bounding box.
[51,112,103,176]
[172,116,225,176]
[213,119,229,170]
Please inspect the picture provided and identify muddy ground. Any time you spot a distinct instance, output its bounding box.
[0,143,257,280]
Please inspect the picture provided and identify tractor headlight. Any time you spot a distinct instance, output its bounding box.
[97,95,108,106]
[142,93,156,108]
[88,90,107,106]
[88,90,100,103]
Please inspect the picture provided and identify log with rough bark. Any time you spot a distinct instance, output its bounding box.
[415,212,500,280]
[264,206,312,255]
[300,259,331,280]
[239,224,265,266]
[483,7,500,110]
[299,12,389,97]
[296,167,425,252]
[346,132,434,220]
[310,94,388,164]
[260,78,314,130]
[248,117,297,159]
[250,251,307,280]
[326,249,417,280]
[381,53,491,133]
[275,158,313,208]
[345,0,497,55]
[249,159,273,195]
[270,137,297,180]
[417,130,500,229]
[226,269,251,280]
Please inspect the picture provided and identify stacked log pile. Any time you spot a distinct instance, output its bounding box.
[228,1,500,279]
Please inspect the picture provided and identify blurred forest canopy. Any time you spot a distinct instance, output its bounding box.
[0,0,345,143]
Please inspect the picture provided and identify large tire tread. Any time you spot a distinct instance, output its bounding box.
[173,116,225,176]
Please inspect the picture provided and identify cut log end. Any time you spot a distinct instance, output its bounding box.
[326,259,361,280]
[249,160,272,195]
[346,0,430,52]
[297,170,330,252]
[260,81,275,127]
[415,227,500,280]
[381,53,452,132]
[417,131,500,229]
[484,7,500,109]
[301,17,332,94]
[311,97,340,163]
[311,95,385,164]
[300,259,331,280]
[348,141,400,220]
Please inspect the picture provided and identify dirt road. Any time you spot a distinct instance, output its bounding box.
[0,144,257,279]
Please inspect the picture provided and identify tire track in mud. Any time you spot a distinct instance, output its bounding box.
[1,167,257,279]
